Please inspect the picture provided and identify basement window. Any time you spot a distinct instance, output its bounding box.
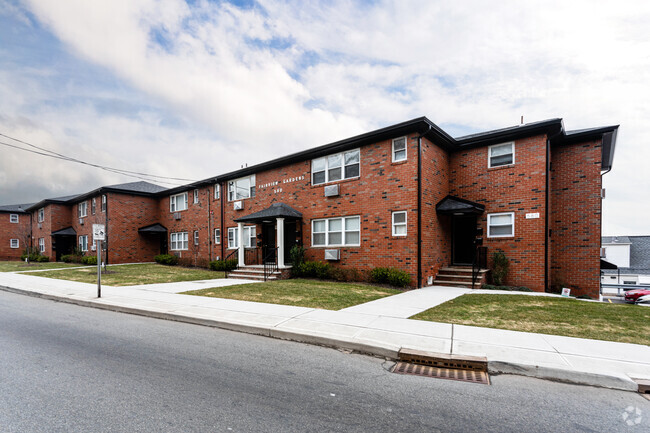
[488,142,514,168]
[487,212,514,238]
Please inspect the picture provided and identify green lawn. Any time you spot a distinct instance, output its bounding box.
[0,261,83,272]
[411,294,650,346]
[24,263,224,286]
[183,278,402,310]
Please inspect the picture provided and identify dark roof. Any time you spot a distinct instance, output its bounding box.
[51,227,76,236]
[234,202,302,223]
[455,118,564,146]
[138,223,168,234]
[602,235,650,274]
[436,195,485,215]
[0,203,36,213]
[602,236,631,244]
[25,194,83,211]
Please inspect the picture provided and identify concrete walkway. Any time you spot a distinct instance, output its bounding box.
[1,272,648,392]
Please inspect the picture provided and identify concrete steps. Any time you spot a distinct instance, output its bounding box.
[433,266,488,289]
[227,265,289,281]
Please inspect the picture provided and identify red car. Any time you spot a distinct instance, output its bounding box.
[624,289,650,303]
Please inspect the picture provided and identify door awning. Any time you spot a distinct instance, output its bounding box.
[600,259,618,270]
[51,227,76,236]
[138,223,168,234]
[235,202,302,223]
[436,195,485,215]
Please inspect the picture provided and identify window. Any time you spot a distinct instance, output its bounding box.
[214,184,220,199]
[392,211,407,236]
[78,202,87,218]
[38,208,44,222]
[312,149,360,185]
[214,228,221,245]
[392,137,407,162]
[170,232,188,250]
[193,189,199,204]
[227,226,256,249]
[10,239,19,249]
[312,216,360,246]
[39,238,45,253]
[194,230,199,245]
[91,198,96,214]
[78,235,88,252]
[10,214,19,223]
[170,192,188,212]
[488,142,514,168]
[101,195,107,212]
[228,175,256,201]
[487,212,514,237]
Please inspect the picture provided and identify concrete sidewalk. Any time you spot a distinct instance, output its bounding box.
[1,272,648,392]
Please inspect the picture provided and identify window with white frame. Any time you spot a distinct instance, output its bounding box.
[194,230,199,245]
[170,192,188,212]
[214,228,221,245]
[227,226,256,249]
[227,175,256,201]
[392,211,407,236]
[9,214,19,223]
[488,142,514,168]
[78,202,87,218]
[312,216,360,247]
[78,235,88,252]
[487,212,514,237]
[101,195,107,212]
[193,189,199,204]
[392,137,407,162]
[91,198,96,215]
[39,238,45,253]
[38,208,44,222]
[10,239,19,249]
[312,149,360,185]
[170,232,188,250]
[214,184,220,199]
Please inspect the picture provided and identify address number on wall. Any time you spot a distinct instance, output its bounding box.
[525,213,540,219]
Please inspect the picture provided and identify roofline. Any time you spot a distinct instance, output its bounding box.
[25,184,165,211]
[455,118,564,149]
[25,196,79,212]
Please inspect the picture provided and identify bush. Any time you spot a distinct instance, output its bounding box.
[209,259,238,272]
[490,251,509,286]
[81,256,97,265]
[370,267,411,288]
[154,254,179,266]
[21,247,49,262]
[289,245,306,277]
[481,284,532,292]
[36,255,50,262]
[297,260,331,279]
[61,254,83,263]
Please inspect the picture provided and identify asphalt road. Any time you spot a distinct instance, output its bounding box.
[0,290,648,433]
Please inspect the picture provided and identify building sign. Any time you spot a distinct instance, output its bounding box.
[259,175,307,194]
[525,212,540,219]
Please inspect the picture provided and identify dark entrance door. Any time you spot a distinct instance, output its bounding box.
[262,223,276,263]
[284,220,299,264]
[452,216,476,265]
[53,235,74,261]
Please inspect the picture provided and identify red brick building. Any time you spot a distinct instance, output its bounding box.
[0,117,618,297]
[0,203,33,260]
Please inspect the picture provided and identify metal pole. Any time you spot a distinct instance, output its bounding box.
[97,240,101,298]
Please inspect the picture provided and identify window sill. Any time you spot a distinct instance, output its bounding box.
[310,245,360,248]
[487,164,515,172]
[391,159,408,166]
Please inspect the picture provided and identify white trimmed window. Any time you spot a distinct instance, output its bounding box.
[10,214,19,223]
[39,238,45,253]
[101,195,107,212]
[392,137,407,162]
[170,192,188,212]
[38,208,44,222]
[392,211,407,236]
[312,149,360,185]
[214,228,221,245]
[78,235,88,252]
[312,216,360,247]
[78,202,87,218]
[10,239,19,249]
[488,142,515,168]
[214,184,220,199]
[488,212,514,238]
[194,230,199,245]
[228,175,256,201]
[170,232,188,250]
[193,189,199,204]
[227,226,256,249]
[91,198,96,215]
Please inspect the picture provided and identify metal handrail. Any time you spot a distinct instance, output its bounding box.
[262,247,279,282]
[223,248,239,279]
[471,247,487,288]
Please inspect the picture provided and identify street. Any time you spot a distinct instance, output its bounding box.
[0,290,647,432]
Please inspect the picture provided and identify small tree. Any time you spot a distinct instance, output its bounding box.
[491,251,509,286]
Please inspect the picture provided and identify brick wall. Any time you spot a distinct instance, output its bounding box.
[31,204,72,260]
[0,212,31,260]
[550,140,602,297]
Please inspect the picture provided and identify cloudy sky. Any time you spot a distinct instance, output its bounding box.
[0,0,648,235]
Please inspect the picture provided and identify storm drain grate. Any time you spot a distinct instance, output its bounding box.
[391,361,490,385]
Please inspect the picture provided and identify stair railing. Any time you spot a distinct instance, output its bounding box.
[471,247,487,289]
[223,248,239,279]
[262,247,279,282]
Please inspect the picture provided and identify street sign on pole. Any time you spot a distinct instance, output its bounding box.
[93,224,106,242]
[93,224,105,298]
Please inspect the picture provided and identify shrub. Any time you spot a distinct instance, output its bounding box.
[61,254,74,263]
[178,257,194,267]
[21,247,49,262]
[81,256,97,265]
[370,267,390,284]
[36,255,50,262]
[481,284,532,292]
[297,260,331,279]
[154,254,179,266]
[490,251,509,286]
[370,267,411,288]
[289,245,306,277]
[195,258,210,269]
[209,259,238,272]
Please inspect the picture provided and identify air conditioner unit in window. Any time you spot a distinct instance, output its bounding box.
[174,212,182,220]
[324,184,339,197]
[79,218,84,225]
[324,249,340,261]
[233,201,243,210]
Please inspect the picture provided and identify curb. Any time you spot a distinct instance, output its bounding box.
[0,285,641,393]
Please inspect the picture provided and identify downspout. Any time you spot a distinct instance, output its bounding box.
[220,181,224,260]
[416,125,432,288]
[208,187,212,261]
[105,193,109,267]
[545,129,563,292]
